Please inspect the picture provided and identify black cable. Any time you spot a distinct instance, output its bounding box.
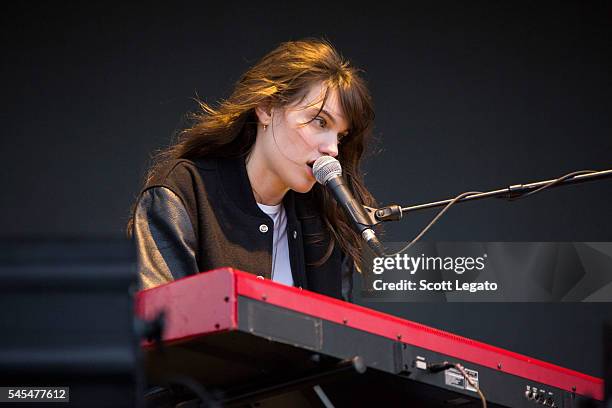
[385,190,482,256]
[426,362,455,373]
[504,170,596,201]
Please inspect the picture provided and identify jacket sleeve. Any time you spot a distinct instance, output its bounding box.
[133,186,199,290]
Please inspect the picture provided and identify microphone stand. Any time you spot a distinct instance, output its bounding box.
[365,169,612,225]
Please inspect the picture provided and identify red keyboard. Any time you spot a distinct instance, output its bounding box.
[136,268,603,407]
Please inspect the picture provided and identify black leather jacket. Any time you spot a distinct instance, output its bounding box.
[133,156,354,302]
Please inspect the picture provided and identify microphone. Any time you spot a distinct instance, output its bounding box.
[312,156,386,257]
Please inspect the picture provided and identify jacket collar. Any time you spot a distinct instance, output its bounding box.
[215,155,299,222]
[216,155,263,218]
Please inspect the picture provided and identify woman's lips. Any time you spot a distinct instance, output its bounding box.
[306,163,314,178]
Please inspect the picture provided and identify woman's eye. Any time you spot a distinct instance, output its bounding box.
[314,117,327,128]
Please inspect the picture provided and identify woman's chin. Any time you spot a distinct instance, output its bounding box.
[290,179,316,194]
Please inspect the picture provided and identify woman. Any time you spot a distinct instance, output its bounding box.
[128,38,377,302]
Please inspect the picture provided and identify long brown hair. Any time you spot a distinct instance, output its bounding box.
[127,38,377,268]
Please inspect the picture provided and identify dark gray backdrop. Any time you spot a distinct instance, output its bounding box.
[2,2,611,377]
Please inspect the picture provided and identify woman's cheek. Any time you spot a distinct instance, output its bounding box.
[295,126,317,148]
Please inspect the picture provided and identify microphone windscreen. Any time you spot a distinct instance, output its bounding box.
[313,156,342,185]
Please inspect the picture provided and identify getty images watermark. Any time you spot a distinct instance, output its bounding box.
[359,242,612,302]
[370,252,498,293]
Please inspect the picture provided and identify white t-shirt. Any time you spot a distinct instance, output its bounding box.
[256,202,294,286]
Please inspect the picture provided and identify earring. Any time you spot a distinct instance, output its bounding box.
[263,124,268,131]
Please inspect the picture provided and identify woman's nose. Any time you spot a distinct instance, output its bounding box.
[319,135,339,158]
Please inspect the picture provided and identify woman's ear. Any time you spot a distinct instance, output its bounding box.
[255,103,273,126]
